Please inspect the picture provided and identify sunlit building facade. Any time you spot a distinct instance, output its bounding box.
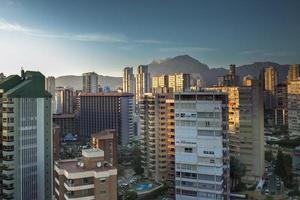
[175,92,230,200]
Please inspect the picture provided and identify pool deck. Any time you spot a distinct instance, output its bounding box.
[136,182,164,196]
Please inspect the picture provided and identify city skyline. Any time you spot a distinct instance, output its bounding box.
[1,0,300,77]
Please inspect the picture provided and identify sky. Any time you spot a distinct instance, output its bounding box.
[0,0,299,77]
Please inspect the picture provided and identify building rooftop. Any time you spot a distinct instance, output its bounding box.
[53,113,76,118]
[91,129,115,140]
[80,92,133,97]
[82,148,104,158]
[55,159,115,173]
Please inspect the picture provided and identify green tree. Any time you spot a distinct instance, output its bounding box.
[131,141,144,175]
[126,191,137,200]
[265,195,274,200]
[230,156,246,191]
[275,150,286,178]
[274,150,292,186]
[265,150,273,162]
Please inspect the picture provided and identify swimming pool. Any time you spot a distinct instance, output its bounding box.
[136,183,153,191]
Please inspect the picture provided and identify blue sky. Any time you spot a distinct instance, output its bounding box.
[0,0,299,77]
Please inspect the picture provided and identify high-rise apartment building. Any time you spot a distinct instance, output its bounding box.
[53,124,61,162]
[53,113,76,136]
[123,67,135,94]
[288,80,300,138]
[136,65,150,103]
[168,73,190,92]
[91,129,117,167]
[45,76,56,113]
[239,81,265,183]
[166,98,175,197]
[55,87,74,114]
[83,72,98,93]
[152,74,169,93]
[275,82,288,127]
[218,64,239,87]
[174,92,230,200]
[287,64,300,81]
[79,93,134,145]
[207,82,265,184]
[243,75,254,87]
[264,66,278,94]
[207,87,240,156]
[139,93,170,182]
[0,70,52,200]
[54,149,117,200]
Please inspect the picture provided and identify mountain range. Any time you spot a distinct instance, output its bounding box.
[55,55,291,90]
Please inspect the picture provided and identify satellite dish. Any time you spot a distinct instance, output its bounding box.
[77,162,81,166]
[80,162,84,167]
[96,162,102,168]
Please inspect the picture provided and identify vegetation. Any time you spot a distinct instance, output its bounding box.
[230,156,246,192]
[131,141,144,175]
[267,138,300,148]
[265,150,273,162]
[265,195,274,200]
[126,191,137,200]
[274,150,292,187]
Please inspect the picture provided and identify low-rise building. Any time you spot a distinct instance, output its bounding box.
[54,148,117,200]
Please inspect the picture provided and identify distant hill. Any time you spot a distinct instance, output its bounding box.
[56,75,122,90]
[55,55,291,89]
[148,55,290,85]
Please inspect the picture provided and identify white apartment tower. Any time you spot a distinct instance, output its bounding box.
[136,65,150,103]
[82,72,98,93]
[123,67,135,94]
[45,76,56,113]
[175,92,230,200]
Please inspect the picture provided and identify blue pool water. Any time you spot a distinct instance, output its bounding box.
[136,183,153,191]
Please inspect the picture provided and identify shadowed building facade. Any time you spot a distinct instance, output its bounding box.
[79,93,133,145]
[0,70,52,200]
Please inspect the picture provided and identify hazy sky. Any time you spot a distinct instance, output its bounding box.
[0,0,299,77]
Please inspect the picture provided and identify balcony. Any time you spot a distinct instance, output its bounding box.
[2,183,14,191]
[2,175,13,181]
[64,182,94,191]
[64,193,94,200]
[2,193,13,200]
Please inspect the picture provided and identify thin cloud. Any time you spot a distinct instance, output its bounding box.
[135,39,173,44]
[159,47,215,53]
[239,49,264,55]
[0,18,127,43]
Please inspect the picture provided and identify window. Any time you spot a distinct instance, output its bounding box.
[184,148,193,153]
[99,190,106,195]
[210,159,215,163]
[205,121,210,127]
[100,179,106,183]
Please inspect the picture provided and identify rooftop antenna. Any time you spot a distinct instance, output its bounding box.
[21,67,25,79]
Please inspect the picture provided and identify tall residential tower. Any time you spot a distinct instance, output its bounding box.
[175,92,230,200]
[136,65,150,103]
[0,70,52,200]
[82,72,98,93]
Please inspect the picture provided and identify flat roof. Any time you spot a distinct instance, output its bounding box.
[80,92,133,97]
[56,159,115,173]
[82,148,104,158]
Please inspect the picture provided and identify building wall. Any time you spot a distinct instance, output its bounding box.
[79,94,133,145]
[136,65,150,103]
[123,67,135,94]
[139,93,169,182]
[288,80,300,137]
[239,84,265,182]
[174,92,230,200]
[83,72,98,93]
